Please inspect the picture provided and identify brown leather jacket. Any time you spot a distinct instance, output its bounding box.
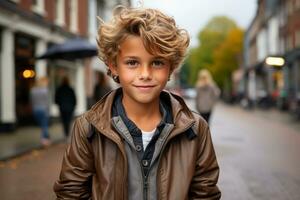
[54,90,221,199]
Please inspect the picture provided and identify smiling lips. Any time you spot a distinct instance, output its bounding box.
[134,85,156,91]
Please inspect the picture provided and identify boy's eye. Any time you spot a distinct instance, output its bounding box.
[125,60,139,67]
[152,60,165,68]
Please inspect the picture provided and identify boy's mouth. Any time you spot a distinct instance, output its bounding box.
[135,85,155,88]
[134,85,156,90]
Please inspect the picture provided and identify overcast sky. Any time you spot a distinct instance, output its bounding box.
[131,0,257,47]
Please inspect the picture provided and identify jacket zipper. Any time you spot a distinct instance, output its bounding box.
[143,174,148,200]
[140,123,175,200]
[112,122,149,200]
[111,120,144,199]
[111,117,195,199]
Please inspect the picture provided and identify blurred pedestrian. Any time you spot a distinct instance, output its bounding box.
[55,76,76,139]
[93,71,111,104]
[54,6,220,199]
[30,77,51,147]
[195,69,220,124]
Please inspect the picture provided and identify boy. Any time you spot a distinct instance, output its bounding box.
[54,6,221,200]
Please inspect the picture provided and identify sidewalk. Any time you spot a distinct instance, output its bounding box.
[0,123,66,161]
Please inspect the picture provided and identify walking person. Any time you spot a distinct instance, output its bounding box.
[30,77,51,147]
[195,69,220,124]
[55,76,76,139]
[54,6,221,199]
[93,71,111,104]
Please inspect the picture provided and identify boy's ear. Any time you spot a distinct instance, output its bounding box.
[107,62,117,75]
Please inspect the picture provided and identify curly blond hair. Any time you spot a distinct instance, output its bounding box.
[97,6,190,78]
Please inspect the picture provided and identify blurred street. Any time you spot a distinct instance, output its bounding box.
[1,0,299,199]
[0,144,65,200]
[1,100,300,199]
[189,99,300,200]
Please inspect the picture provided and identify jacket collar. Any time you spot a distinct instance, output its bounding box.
[112,89,172,134]
[85,88,196,140]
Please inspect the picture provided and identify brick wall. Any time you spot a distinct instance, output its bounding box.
[78,0,88,37]
[11,0,88,37]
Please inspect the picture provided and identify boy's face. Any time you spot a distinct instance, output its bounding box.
[109,35,171,105]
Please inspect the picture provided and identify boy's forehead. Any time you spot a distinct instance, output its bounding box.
[119,35,145,50]
[118,36,166,59]
[118,49,167,60]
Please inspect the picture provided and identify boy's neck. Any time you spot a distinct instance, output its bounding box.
[122,97,161,132]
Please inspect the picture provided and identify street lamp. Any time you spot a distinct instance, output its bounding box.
[265,56,285,67]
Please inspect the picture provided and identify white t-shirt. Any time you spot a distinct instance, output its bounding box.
[141,128,156,151]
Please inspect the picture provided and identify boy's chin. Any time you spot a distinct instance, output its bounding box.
[132,93,160,105]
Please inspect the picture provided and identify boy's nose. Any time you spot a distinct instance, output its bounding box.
[139,65,152,80]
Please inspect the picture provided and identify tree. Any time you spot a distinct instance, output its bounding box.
[179,60,192,87]
[185,16,237,85]
[210,28,244,89]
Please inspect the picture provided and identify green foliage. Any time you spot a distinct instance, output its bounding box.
[182,16,244,90]
[179,61,192,87]
[211,28,244,88]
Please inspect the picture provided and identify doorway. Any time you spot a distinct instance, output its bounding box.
[14,33,36,125]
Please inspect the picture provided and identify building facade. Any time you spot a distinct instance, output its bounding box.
[280,0,300,114]
[243,0,300,113]
[0,0,132,131]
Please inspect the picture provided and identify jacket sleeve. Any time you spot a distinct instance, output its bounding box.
[189,122,221,200]
[54,116,94,199]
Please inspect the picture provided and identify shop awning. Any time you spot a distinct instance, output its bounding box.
[37,38,98,60]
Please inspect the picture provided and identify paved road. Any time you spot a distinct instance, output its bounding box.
[0,101,299,199]
[0,144,65,200]
[186,100,300,200]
